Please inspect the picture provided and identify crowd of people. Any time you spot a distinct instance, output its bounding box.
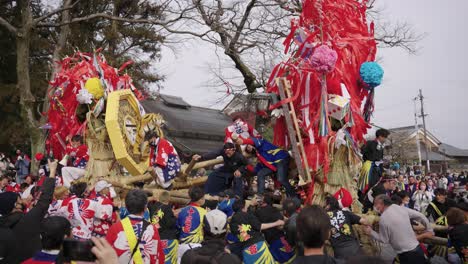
[0,128,467,264]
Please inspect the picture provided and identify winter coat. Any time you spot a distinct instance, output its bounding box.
[0,177,55,263]
[412,190,433,214]
[15,157,30,177]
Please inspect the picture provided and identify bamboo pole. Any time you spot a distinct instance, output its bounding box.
[422,236,448,246]
[173,176,208,189]
[113,158,221,187]
[184,158,224,171]
[149,189,190,205]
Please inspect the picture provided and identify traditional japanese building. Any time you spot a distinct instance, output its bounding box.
[141,94,232,161]
[386,125,468,171]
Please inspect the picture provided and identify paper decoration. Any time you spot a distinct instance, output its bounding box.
[327,94,349,120]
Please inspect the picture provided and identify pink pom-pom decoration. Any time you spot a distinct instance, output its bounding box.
[309,45,338,74]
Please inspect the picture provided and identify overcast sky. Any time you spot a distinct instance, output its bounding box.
[158,0,468,149]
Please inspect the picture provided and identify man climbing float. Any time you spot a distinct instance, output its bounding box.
[358,129,390,196]
[192,143,247,198]
[237,136,296,198]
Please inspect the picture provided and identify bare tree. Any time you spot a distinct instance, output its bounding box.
[167,0,292,93]
[0,0,192,170]
[168,0,423,96]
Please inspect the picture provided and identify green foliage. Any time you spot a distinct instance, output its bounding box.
[65,0,165,90]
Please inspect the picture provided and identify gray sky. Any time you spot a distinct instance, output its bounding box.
[159,0,468,149]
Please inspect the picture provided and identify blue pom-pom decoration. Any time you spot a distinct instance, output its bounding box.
[360,62,384,89]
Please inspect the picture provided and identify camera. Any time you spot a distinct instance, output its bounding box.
[62,239,97,262]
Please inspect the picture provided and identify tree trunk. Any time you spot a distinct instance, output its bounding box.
[34,0,73,168]
[16,0,41,173]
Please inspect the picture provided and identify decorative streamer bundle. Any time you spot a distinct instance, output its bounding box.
[266,0,384,204]
[45,50,144,159]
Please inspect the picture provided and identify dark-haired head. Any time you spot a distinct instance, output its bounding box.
[435,188,447,203]
[434,188,447,196]
[446,207,466,226]
[282,198,299,217]
[375,129,390,139]
[232,199,246,213]
[189,186,205,204]
[125,189,148,215]
[70,182,87,198]
[296,205,330,249]
[391,194,403,205]
[144,130,159,142]
[262,192,274,206]
[324,195,340,211]
[41,216,71,250]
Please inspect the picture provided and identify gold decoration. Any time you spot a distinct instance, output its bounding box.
[106,90,151,175]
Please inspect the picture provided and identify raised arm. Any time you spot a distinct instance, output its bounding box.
[405,207,433,233]
[200,148,224,161]
[260,219,284,231]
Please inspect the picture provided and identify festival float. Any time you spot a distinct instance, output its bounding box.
[264,0,384,210]
[44,50,222,204]
[44,0,385,207]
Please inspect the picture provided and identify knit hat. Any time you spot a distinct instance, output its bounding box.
[0,192,18,216]
[35,152,44,161]
[204,209,227,236]
[333,188,353,209]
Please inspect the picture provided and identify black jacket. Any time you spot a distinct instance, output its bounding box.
[181,239,241,264]
[0,226,15,264]
[254,205,284,244]
[361,140,383,162]
[202,148,248,173]
[0,177,55,263]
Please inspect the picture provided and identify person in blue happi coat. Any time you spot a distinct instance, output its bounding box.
[237,137,296,198]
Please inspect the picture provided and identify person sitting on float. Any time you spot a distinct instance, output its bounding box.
[233,136,296,198]
[146,131,181,190]
[61,135,89,188]
[192,143,248,198]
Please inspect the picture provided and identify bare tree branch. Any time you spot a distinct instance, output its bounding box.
[33,0,81,25]
[0,16,18,34]
[230,0,256,47]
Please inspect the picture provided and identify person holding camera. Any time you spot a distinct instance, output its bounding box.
[22,216,71,264]
[0,160,57,263]
[106,189,165,264]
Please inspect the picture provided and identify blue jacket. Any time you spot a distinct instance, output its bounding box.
[15,158,30,177]
[251,138,289,172]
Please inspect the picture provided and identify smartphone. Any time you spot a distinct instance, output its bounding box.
[62,238,96,262]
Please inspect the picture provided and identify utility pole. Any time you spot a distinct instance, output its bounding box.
[413,99,422,167]
[417,89,431,173]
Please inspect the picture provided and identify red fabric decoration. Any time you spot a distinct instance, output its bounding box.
[45,51,144,159]
[267,0,377,198]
